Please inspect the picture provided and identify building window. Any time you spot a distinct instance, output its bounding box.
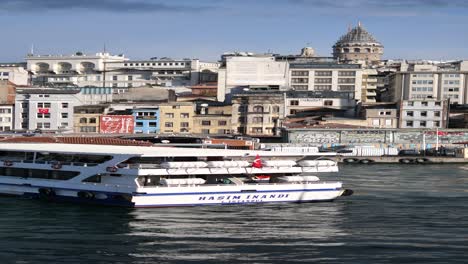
[272,106,280,113]
[406,111,414,117]
[435,101,441,106]
[149,122,157,127]
[60,122,68,127]
[291,78,308,84]
[136,122,143,127]
[165,122,173,128]
[21,113,28,118]
[113,76,118,81]
[315,78,332,84]
[180,113,190,118]
[251,127,263,133]
[421,111,427,117]
[421,101,428,106]
[218,120,227,126]
[201,120,211,126]
[37,113,51,118]
[406,121,413,127]
[79,118,87,124]
[62,103,69,108]
[21,103,28,108]
[291,71,309,76]
[324,100,333,106]
[407,101,414,106]
[180,122,189,128]
[89,118,97,123]
[434,111,441,117]
[338,78,355,84]
[315,71,332,76]
[165,113,174,118]
[172,105,180,109]
[201,129,210,134]
[434,121,440,127]
[253,117,263,123]
[290,100,299,106]
[61,113,68,118]
[314,85,332,91]
[420,121,426,127]
[37,103,51,108]
[290,110,297,115]
[253,106,264,112]
[338,71,356,76]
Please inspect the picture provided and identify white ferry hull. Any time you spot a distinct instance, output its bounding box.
[0,182,347,208]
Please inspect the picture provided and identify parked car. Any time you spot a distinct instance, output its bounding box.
[319,145,353,153]
[398,149,421,156]
[424,148,456,157]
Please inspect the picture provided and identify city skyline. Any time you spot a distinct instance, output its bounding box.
[0,0,468,62]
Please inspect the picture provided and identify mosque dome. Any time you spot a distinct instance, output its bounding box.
[333,22,383,64]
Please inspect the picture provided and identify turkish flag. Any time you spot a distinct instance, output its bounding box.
[38,108,49,114]
[252,154,263,168]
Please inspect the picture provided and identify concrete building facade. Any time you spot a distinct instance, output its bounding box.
[158,102,194,134]
[231,91,284,136]
[193,103,232,135]
[399,99,448,129]
[387,61,468,104]
[14,88,80,132]
[0,104,14,131]
[73,105,105,133]
[0,63,29,86]
[132,108,160,134]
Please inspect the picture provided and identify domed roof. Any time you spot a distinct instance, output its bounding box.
[334,22,382,46]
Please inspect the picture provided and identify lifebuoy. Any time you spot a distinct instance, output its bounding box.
[106,166,118,173]
[51,163,62,170]
[3,160,13,167]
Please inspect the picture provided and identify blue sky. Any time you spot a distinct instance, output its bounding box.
[0,0,467,62]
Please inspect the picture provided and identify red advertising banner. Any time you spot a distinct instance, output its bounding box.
[99,115,135,134]
[38,108,49,114]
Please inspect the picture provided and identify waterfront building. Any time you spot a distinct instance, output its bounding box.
[0,80,16,104]
[0,63,29,86]
[0,104,14,131]
[73,105,106,133]
[361,105,398,128]
[26,52,127,87]
[14,88,80,132]
[231,90,284,136]
[286,90,357,116]
[398,99,448,129]
[217,55,288,102]
[386,60,468,104]
[26,52,219,93]
[333,22,384,65]
[158,102,195,134]
[193,101,232,135]
[132,107,160,134]
[288,61,363,101]
[361,68,378,103]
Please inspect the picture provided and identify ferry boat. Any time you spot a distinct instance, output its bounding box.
[0,143,352,207]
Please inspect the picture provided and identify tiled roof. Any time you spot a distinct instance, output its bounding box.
[0,136,153,146]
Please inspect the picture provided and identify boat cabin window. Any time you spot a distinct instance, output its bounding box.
[137,176,161,187]
[35,153,112,164]
[0,151,34,162]
[0,167,79,180]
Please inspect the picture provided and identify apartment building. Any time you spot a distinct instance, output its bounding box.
[193,102,232,135]
[158,102,194,134]
[0,104,13,131]
[399,99,448,129]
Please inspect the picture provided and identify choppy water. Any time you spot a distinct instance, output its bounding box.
[1,164,468,263]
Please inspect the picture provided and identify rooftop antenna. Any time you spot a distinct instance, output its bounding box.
[30,44,34,55]
[358,21,362,27]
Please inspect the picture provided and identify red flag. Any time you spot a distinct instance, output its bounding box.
[437,131,447,136]
[252,154,263,168]
[38,108,49,114]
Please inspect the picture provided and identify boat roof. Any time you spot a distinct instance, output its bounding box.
[0,143,333,158]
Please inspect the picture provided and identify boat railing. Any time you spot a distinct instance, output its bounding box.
[138,181,330,188]
[0,158,99,167]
